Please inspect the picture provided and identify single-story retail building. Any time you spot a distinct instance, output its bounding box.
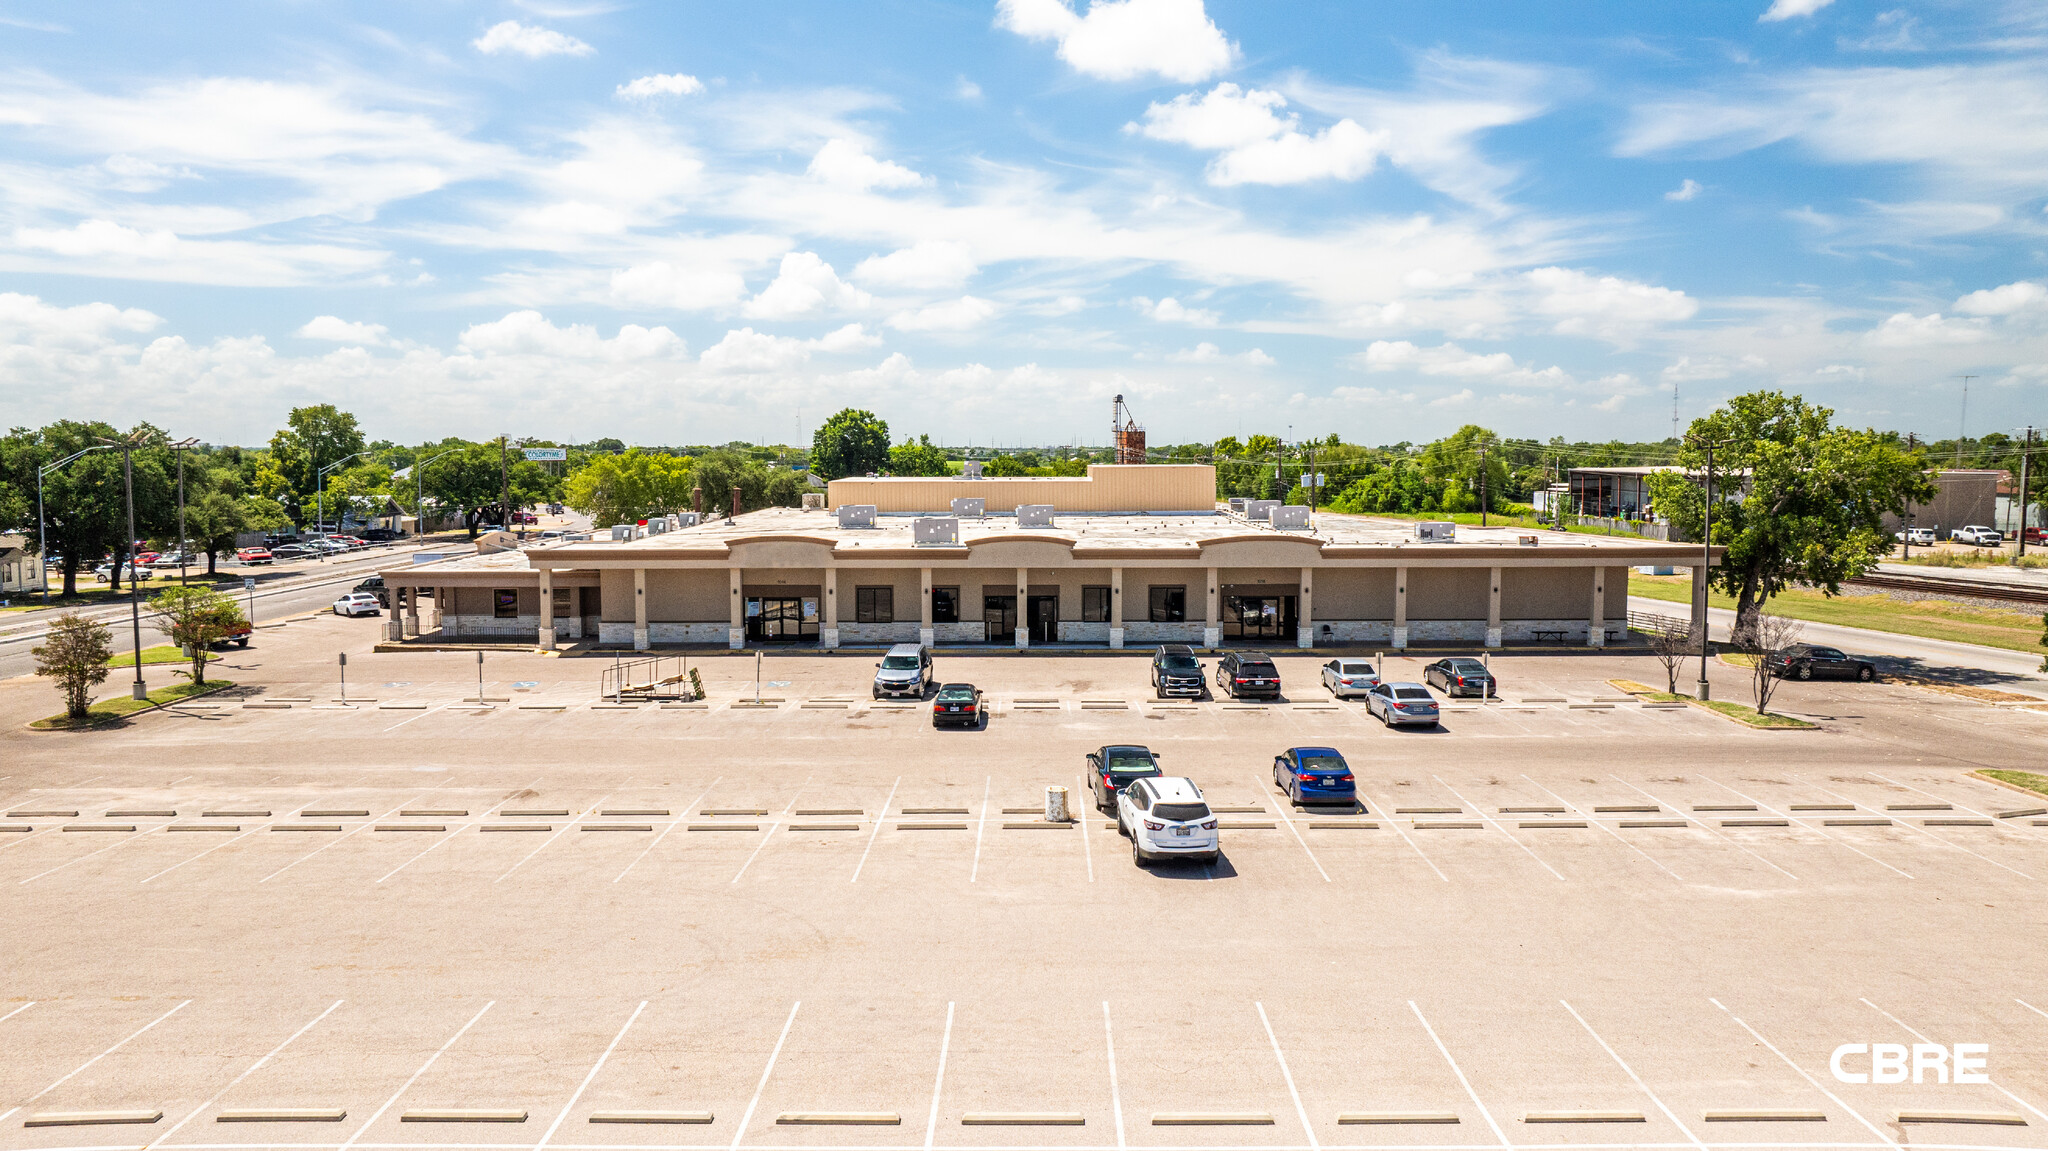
[380,465,1717,651]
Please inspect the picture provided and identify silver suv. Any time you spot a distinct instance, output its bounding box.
[873,644,933,699]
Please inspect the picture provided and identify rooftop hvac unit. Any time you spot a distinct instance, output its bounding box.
[1518,534,1539,546]
[837,504,878,528]
[1246,499,1280,522]
[801,493,825,510]
[914,517,961,545]
[610,525,633,541]
[950,496,986,518]
[1228,497,1247,515]
[1271,505,1311,531]
[962,460,984,479]
[646,519,668,536]
[676,512,700,527]
[1415,521,1457,543]
[1016,504,1055,527]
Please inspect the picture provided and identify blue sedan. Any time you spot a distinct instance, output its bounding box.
[1272,747,1358,805]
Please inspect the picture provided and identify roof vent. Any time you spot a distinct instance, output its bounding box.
[1517,534,1538,546]
[1271,506,1310,531]
[1017,504,1054,527]
[675,512,700,527]
[962,461,984,479]
[951,496,986,518]
[837,504,877,528]
[914,517,961,545]
[1228,497,1247,515]
[610,525,632,541]
[1245,500,1280,522]
[1415,521,1456,543]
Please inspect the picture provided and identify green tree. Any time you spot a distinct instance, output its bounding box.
[1648,391,1937,635]
[564,450,698,527]
[147,585,246,686]
[888,435,952,477]
[984,454,1028,477]
[266,404,366,522]
[33,612,113,719]
[4,421,174,595]
[810,409,890,479]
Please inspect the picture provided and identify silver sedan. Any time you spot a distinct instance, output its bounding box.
[1320,658,1380,699]
[1365,681,1441,727]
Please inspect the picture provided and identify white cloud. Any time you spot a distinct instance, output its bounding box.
[1355,339,1571,386]
[1135,84,1386,186]
[955,77,983,101]
[806,138,926,191]
[1167,341,1272,365]
[608,261,749,311]
[1526,266,1698,339]
[1132,296,1219,326]
[458,311,684,359]
[296,316,390,345]
[15,218,178,258]
[473,20,594,58]
[615,73,704,99]
[1863,311,1989,346]
[0,291,161,349]
[852,241,979,290]
[698,324,880,373]
[814,322,883,352]
[1427,389,1475,407]
[1953,279,2048,316]
[743,251,872,320]
[995,0,1237,83]
[1760,0,1833,22]
[1660,354,1767,382]
[1665,178,1703,201]
[886,295,999,331]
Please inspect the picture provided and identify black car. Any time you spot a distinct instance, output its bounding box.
[264,532,302,547]
[1216,651,1281,699]
[269,543,314,560]
[1086,745,1163,810]
[1150,644,1206,698]
[1423,657,1495,698]
[360,527,404,542]
[931,683,986,728]
[1770,644,1876,682]
[354,575,389,607]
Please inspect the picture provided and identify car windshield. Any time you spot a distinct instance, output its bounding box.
[1338,662,1373,675]
[1395,687,1434,702]
[1153,802,1210,821]
[936,687,975,700]
[1161,653,1199,670]
[881,655,921,669]
[1298,754,1348,772]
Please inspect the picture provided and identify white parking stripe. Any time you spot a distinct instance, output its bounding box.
[20,825,167,885]
[260,793,427,884]
[1699,775,1913,880]
[922,1002,953,1151]
[1255,1003,1317,1151]
[337,1000,495,1151]
[141,823,271,885]
[1560,1000,1704,1151]
[850,777,901,884]
[2022,998,2048,1022]
[1407,1001,1508,1148]
[1610,776,1797,880]
[1520,776,1682,883]
[1709,997,1895,1147]
[496,792,614,884]
[1806,779,2029,881]
[1353,783,1448,883]
[1433,776,1564,882]
[1101,1002,1125,1151]
[732,782,807,884]
[0,1001,33,1026]
[616,779,722,884]
[534,1001,646,1150]
[730,1003,800,1151]
[1859,998,2048,1125]
[970,776,991,884]
[1075,774,1094,883]
[146,999,343,1148]
[1254,776,1332,884]
[18,999,191,1107]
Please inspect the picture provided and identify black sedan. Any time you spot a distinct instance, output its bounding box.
[1769,644,1876,682]
[1086,745,1163,810]
[931,683,987,728]
[1422,657,1496,698]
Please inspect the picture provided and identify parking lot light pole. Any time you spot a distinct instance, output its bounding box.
[1688,435,1726,702]
[95,431,150,701]
[170,437,198,586]
[315,452,368,561]
[35,445,115,599]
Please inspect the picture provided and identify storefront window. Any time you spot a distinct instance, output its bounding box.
[493,589,519,618]
[1082,586,1111,622]
[1148,586,1185,622]
[856,587,894,623]
[932,586,959,623]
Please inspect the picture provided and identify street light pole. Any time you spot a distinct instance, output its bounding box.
[315,452,368,562]
[95,432,149,701]
[171,437,198,587]
[1688,435,1726,702]
[36,445,114,600]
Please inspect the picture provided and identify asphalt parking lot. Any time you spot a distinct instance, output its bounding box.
[5,617,2048,1151]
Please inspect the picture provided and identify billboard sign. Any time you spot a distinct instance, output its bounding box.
[523,448,567,462]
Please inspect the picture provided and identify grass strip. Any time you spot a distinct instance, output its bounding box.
[30,680,235,730]
[1627,688,1816,729]
[1630,573,2044,655]
[1974,770,2048,800]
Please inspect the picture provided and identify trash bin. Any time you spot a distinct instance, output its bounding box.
[1045,786,1070,824]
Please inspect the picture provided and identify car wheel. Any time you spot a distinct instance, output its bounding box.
[1132,838,1148,867]
[1117,811,1130,838]
[1858,666,1875,682]
[1797,666,1812,681]
[235,638,249,648]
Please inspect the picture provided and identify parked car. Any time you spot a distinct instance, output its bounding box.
[931,683,985,728]
[1320,658,1379,698]
[872,643,933,699]
[149,551,197,568]
[1894,527,1936,546]
[1272,747,1357,805]
[1150,644,1206,698]
[1086,745,1163,810]
[264,533,302,547]
[1215,650,1282,699]
[1117,776,1218,866]
[1365,681,1440,727]
[1769,643,1876,682]
[361,528,404,542]
[2026,526,2047,546]
[1951,525,2003,546]
[208,620,253,649]
[354,575,388,607]
[308,539,349,554]
[1423,657,1496,698]
[512,510,538,525]
[236,547,273,564]
[332,591,382,617]
[270,544,313,560]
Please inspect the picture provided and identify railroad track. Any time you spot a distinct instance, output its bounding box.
[1846,572,2048,607]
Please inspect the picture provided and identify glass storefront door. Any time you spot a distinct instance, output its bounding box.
[1224,595,1297,642]
[746,596,819,642]
[983,595,1016,643]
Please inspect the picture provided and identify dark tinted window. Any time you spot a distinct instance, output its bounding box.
[493,589,518,618]
[932,586,959,623]
[856,587,894,623]
[1395,687,1433,701]
[1160,651,1199,670]
[1154,802,1210,821]
[1148,586,1186,622]
[1081,586,1111,622]
[1239,662,1276,675]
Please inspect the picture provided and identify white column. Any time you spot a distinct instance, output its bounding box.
[1203,567,1220,649]
[1588,567,1606,648]
[822,567,839,649]
[728,567,744,650]
[565,586,581,640]
[430,586,443,630]
[1486,566,1502,649]
[384,585,404,641]
[1392,566,1408,650]
[919,567,934,648]
[538,567,556,650]
[633,568,649,651]
[404,585,420,637]
[1108,567,1124,650]
[1014,566,1028,649]
[1297,566,1314,648]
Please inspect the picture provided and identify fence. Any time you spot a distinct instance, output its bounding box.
[600,655,699,702]
[1627,609,1696,638]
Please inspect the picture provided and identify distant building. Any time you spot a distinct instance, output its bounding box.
[1883,469,1999,536]
[0,535,46,597]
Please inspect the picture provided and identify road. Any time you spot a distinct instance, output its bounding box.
[1629,593,2045,682]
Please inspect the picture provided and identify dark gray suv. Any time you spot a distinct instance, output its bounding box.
[1151,645,1206,698]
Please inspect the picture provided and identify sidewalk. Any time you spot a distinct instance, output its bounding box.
[1630,595,2044,682]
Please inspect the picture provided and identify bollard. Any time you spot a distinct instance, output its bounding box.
[1045,785,1070,824]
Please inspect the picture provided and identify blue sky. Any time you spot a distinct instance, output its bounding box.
[1,0,2044,448]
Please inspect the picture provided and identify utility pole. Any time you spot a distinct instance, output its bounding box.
[1478,440,1489,527]
[172,438,198,586]
[499,436,510,536]
[2020,426,2035,558]
[1687,435,1725,702]
[95,431,149,701]
[1956,375,1977,466]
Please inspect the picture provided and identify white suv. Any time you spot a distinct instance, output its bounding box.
[1117,776,1219,866]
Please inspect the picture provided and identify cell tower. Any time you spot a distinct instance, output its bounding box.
[1111,394,1146,464]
